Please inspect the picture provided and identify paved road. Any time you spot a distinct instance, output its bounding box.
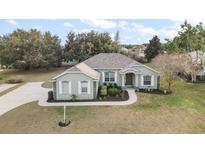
[0,82,49,116]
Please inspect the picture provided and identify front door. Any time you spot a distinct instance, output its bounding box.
[125,73,133,85]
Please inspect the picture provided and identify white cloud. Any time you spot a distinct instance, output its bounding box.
[80,19,117,29]
[32,26,42,30]
[117,20,179,43]
[118,21,129,30]
[6,19,17,25]
[63,22,74,28]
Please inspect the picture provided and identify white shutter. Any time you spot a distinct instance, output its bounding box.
[59,81,62,94]
[151,75,154,86]
[87,81,91,94]
[114,72,117,83]
[141,75,144,86]
[102,72,105,82]
[68,81,72,94]
[78,81,81,94]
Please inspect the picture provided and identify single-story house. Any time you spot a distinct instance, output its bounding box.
[52,53,160,100]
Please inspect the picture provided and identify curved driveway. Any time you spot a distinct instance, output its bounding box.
[0,82,137,116]
[0,82,49,116]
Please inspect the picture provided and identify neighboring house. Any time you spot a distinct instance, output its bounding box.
[52,53,160,100]
[188,51,205,79]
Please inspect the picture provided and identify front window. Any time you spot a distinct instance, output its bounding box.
[104,72,115,82]
[143,75,151,86]
[81,81,88,94]
[62,81,69,94]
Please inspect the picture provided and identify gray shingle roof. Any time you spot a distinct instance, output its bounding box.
[83,53,142,69]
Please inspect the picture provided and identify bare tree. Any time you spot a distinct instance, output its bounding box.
[152,54,181,91]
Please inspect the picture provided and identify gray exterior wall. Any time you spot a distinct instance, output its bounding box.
[136,66,160,89]
[53,65,160,100]
[55,73,95,100]
[95,69,122,86]
[96,66,159,89]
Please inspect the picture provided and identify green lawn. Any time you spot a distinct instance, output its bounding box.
[134,80,205,113]
[0,67,205,133]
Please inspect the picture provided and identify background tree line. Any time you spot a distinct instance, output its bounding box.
[0,29,62,70]
[63,30,120,62]
[0,29,120,70]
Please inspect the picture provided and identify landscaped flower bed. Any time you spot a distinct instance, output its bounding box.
[47,83,129,102]
[136,88,172,95]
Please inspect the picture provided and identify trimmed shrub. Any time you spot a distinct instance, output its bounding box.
[47,91,54,102]
[6,75,24,84]
[100,85,107,97]
[103,82,107,86]
[71,94,77,101]
[113,83,118,88]
[107,87,120,96]
[107,83,113,89]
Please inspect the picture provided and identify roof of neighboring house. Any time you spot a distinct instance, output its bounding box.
[83,53,142,69]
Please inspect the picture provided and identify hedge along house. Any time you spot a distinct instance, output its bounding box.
[52,53,160,100]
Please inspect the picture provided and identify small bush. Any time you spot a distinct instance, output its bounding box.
[113,83,118,88]
[6,75,24,84]
[103,83,107,86]
[100,85,107,97]
[71,94,77,101]
[107,83,113,89]
[107,87,120,96]
[47,91,54,102]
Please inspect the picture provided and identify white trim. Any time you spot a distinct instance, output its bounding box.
[132,65,160,74]
[94,68,122,69]
[102,72,105,82]
[151,75,154,86]
[87,81,91,94]
[135,74,138,87]
[68,81,72,94]
[114,71,117,83]
[140,75,143,86]
[78,81,81,95]
[53,71,100,80]
[59,81,62,94]
[121,74,125,87]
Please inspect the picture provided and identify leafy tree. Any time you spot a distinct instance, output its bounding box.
[64,30,120,62]
[0,29,63,70]
[144,35,162,62]
[114,30,120,44]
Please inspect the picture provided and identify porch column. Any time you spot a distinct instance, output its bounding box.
[135,74,139,87]
[121,74,125,87]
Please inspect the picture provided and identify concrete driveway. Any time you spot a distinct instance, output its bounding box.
[0,84,18,93]
[0,82,49,116]
[0,82,137,116]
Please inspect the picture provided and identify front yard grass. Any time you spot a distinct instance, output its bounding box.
[134,80,205,113]
[0,67,205,133]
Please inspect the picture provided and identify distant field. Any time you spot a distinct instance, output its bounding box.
[0,67,66,84]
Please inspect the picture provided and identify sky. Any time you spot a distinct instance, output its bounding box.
[0,19,203,45]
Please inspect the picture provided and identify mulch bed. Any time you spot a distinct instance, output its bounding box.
[137,88,172,95]
[48,90,129,103]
